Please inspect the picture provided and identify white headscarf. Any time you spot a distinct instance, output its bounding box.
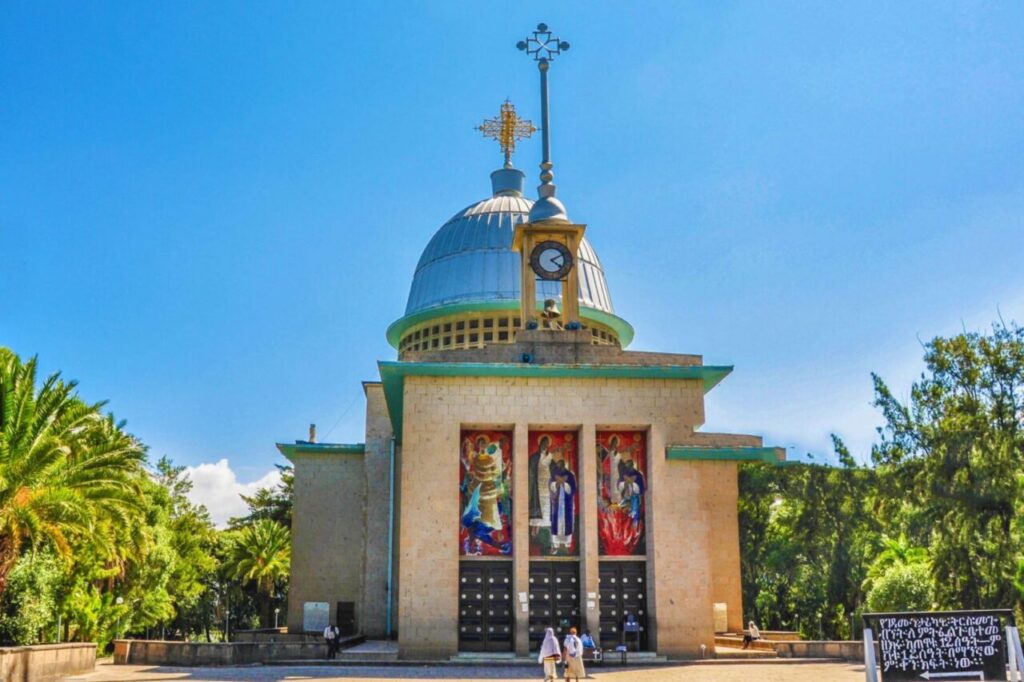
[538,627,560,662]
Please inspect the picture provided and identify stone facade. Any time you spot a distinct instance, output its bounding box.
[283,331,777,659]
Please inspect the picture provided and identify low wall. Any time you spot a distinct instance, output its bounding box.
[0,643,96,682]
[774,640,865,661]
[233,630,324,643]
[114,639,328,665]
[760,630,801,641]
[714,635,777,651]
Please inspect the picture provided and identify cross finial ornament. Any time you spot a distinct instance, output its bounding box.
[516,23,570,63]
[478,100,537,169]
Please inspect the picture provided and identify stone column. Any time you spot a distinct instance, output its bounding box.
[579,425,602,641]
[513,422,530,656]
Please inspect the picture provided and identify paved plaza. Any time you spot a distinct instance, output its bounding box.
[73,660,865,682]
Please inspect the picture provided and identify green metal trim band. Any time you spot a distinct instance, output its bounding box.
[379,361,733,441]
[276,442,366,462]
[386,301,636,349]
[665,446,786,464]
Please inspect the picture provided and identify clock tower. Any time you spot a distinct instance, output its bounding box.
[512,221,585,329]
[512,22,585,331]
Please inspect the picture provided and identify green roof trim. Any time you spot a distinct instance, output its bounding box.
[378,361,733,441]
[385,301,636,349]
[665,445,786,464]
[276,442,365,462]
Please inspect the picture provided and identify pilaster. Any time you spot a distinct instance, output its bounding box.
[513,422,531,656]
[579,424,601,642]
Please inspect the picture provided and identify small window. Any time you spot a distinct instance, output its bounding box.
[456,334,465,344]
[432,339,439,348]
[443,336,451,346]
[469,333,479,343]
[513,318,521,327]
[498,318,509,327]
[432,325,440,335]
[456,321,465,331]
[498,331,509,341]
[483,318,493,328]
[483,332,493,342]
[444,323,452,332]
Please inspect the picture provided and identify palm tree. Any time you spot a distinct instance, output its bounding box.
[228,519,290,627]
[861,533,930,594]
[0,348,146,596]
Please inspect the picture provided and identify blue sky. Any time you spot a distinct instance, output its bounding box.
[2,2,1022,520]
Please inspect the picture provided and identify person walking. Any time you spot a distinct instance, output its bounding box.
[538,627,561,682]
[323,622,340,659]
[562,627,586,681]
[742,620,761,649]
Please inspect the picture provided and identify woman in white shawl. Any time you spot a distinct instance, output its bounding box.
[538,627,561,681]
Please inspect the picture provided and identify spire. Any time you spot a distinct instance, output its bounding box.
[517,22,571,223]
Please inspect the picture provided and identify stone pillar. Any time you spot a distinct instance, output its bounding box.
[513,422,530,656]
[579,424,602,642]
[361,383,393,637]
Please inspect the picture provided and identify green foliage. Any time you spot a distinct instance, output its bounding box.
[0,347,274,647]
[741,321,1024,640]
[0,349,146,593]
[229,464,293,529]
[0,551,63,644]
[225,519,290,627]
[866,563,934,613]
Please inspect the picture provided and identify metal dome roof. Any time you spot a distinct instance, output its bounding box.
[403,168,614,316]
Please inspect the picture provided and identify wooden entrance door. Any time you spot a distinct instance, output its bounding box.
[458,562,514,652]
[598,561,648,650]
[528,562,581,651]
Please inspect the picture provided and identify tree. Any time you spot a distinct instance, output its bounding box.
[872,321,1024,611]
[226,519,290,627]
[228,464,294,529]
[0,349,146,597]
[866,563,933,613]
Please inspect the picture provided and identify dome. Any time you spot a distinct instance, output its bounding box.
[387,168,633,353]
[405,169,612,315]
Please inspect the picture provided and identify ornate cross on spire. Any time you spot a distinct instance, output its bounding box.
[478,100,536,169]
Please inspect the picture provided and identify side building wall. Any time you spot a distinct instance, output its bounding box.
[287,450,368,633]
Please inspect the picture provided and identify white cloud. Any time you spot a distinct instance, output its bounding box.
[184,459,282,528]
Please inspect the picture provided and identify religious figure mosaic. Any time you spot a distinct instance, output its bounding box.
[459,429,513,556]
[528,431,578,556]
[597,430,647,555]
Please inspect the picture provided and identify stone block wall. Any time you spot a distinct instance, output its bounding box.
[0,643,96,682]
[396,373,745,659]
[113,639,327,665]
[287,449,367,633]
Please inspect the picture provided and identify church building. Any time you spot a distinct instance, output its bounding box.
[277,24,784,660]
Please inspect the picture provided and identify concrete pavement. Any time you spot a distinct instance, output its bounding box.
[72,659,865,681]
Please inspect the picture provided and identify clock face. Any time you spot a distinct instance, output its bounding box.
[529,241,574,281]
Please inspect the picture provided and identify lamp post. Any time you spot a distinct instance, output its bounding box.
[115,596,125,640]
[274,608,280,629]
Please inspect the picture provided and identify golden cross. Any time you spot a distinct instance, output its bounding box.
[478,100,537,169]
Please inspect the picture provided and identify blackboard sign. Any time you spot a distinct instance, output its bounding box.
[865,610,1013,681]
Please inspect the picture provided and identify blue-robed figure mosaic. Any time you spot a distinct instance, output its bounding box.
[528,431,578,556]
